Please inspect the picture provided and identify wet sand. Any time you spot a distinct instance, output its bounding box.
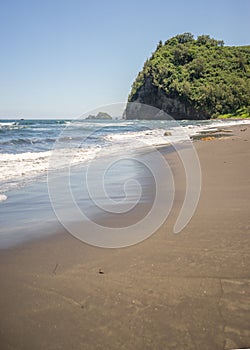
[0,125,250,350]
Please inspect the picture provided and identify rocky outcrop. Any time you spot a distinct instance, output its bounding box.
[125,77,209,120]
[86,112,112,120]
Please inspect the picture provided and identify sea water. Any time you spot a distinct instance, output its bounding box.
[0,118,249,248]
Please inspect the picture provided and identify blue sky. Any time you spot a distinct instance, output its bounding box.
[0,0,249,118]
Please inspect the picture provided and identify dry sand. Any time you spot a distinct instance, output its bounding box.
[0,125,249,350]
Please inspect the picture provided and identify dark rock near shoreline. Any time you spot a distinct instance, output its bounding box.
[86,112,112,120]
[164,131,172,136]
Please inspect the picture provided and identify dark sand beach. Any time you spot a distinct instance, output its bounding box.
[0,124,249,350]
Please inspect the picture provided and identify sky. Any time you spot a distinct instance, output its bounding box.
[0,0,249,119]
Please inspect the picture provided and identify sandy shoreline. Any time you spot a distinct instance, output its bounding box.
[0,125,250,349]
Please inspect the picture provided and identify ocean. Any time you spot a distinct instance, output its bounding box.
[0,117,249,248]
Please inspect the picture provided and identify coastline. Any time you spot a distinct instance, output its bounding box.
[0,124,250,349]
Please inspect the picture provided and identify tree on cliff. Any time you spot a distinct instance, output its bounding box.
[128,33,250,119]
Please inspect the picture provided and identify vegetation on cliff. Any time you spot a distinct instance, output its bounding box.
[128,33,250,118]
[217,106,250,119]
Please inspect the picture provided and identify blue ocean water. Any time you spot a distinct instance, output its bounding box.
[0,117,249,195]
[0,117,249,248]
[0,118,223,155]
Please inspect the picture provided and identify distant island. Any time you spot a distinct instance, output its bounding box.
[125,33,250,120]
[86,112,112,120]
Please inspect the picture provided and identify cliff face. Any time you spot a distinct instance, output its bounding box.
[125,33,250,120]
[126,77,208,120]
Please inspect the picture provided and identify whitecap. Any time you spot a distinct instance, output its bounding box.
[0,194,7,202]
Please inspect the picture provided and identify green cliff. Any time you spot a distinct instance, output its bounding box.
[126,33,250,120]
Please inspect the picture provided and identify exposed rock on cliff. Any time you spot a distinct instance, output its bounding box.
[126,77,208,120]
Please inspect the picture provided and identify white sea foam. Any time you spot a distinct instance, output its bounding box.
[0,122,18,130]
[187,119,250,137]
[103,119,250,152]
[0,194,7,202]
[0,147,100,189]
[104,125,192,147]
[0,122,16,126]
[0,119,249,193]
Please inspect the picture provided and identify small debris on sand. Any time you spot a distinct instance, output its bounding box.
[53,263,59,275]
[200,137,215,141]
